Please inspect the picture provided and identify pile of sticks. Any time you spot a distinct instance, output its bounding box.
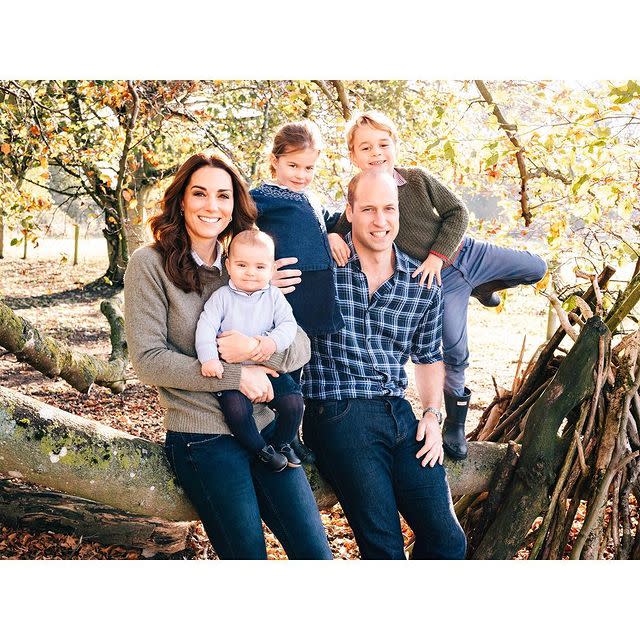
[457,264,640,559]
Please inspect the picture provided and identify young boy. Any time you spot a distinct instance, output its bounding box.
[328,112,547,460]
[196,229,304,472]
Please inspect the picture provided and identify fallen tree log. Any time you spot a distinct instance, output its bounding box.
[0,479,190,556]
[0,299,127,394]
[0,385,510,518]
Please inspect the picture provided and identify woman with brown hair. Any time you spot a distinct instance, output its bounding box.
[123,153,332,559]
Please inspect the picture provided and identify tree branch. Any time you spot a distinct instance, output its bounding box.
[0,299,127,394]
[475,80,532,225]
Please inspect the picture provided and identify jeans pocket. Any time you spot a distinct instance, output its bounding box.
[183,433,224,449]
[319,399,351,424]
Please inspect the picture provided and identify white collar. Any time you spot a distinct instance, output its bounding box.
[228,279,271,296]
[191,241,223,270]
[264,180,310,197]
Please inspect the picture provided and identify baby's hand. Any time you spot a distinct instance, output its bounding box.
[201,359,224,378]
[250,336,277,363]
[328,233,351,267]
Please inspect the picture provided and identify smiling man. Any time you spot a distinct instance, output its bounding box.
[302,170,467,560]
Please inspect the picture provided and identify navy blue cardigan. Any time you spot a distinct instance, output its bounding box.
[251,183,344,336]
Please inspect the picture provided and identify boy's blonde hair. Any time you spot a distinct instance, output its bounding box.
[345,111,399,152]
[269,120,323,177]
[228,229,275,259]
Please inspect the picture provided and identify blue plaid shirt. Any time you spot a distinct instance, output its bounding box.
[303,233,443,400]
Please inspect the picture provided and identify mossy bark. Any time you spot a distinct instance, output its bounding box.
[0,299,126,394]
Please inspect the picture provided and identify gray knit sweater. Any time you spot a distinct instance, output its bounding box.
[333,166,469,262]
[124,245,311,435]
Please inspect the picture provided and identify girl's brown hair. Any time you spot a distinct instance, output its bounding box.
[270,120,323,177]
[150,154,257,294]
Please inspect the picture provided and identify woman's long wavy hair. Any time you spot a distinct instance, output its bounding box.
[150,154,257,294]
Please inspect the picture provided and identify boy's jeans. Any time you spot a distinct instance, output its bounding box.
[441,237,547,396]
[303,396,467,560]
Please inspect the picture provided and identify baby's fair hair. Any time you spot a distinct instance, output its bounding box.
[228,229,275,260]
[270,120,323,177]
[345,111,399,151]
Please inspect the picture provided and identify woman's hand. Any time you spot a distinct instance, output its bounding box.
[217,331,260,363]
[415,414,444,467]
[239,366,278,403]
[250,336,277,363]
[271,257,302,294]
[328,233,350,267]
[412,253,443,288]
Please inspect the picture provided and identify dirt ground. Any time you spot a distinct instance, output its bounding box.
[0,247,549,559]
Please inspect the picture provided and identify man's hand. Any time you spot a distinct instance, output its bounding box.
[239,365,278,403]
[328,233,351,267]
[250,336,277,363]
[217,330,260,363]
[201,359,224,379]
[272,257,302,294]
[412,253,443,288]
[416,413,444,467]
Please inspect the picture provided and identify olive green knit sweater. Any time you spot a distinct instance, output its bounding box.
[333,166,469,262]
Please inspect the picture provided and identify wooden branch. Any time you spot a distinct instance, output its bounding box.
[475,80,531,225]
[330,80,352,120]
[506,266,615,416]
[467,441,520,557]
[0,479,189,556]
[312,80,348,119]
[115,81,141,222]
[605,269,640,333]
[527,167,572,185]
[0,299,127,394]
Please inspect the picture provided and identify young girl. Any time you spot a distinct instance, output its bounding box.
[250,121,344,348]
[328,111,547,460]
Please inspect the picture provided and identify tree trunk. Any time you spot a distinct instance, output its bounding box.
[0,299,127,394]
[0,479,190,556]
[0,385,510,520]
[473,316,611,559]
[103,221,128,286]
[123,183,154,256]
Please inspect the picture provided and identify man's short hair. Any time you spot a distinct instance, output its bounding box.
[347,170,398,207]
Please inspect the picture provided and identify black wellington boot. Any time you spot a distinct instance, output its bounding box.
[442,388,471,460]
[470,280,509,308]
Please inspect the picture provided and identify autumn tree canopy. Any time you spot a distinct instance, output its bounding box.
[1,80,639,284]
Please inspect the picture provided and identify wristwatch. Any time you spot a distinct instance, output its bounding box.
[422,407,443,425]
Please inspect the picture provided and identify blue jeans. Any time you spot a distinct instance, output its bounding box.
[442,237,547,395]
[303,396,466,560]
[164,420,332,560]
[216,371,303,454]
